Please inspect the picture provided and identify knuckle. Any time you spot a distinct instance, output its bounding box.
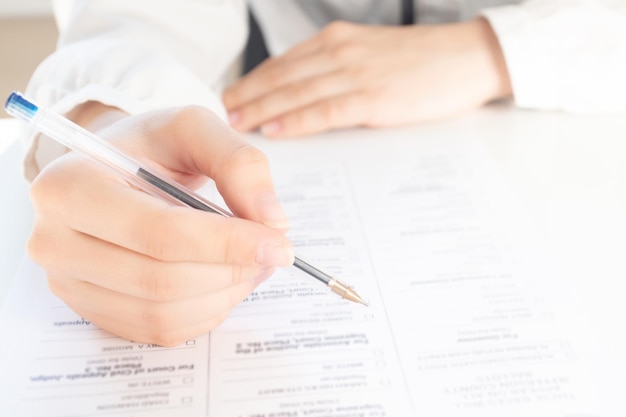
[143,234,171,262]
[256,56,277,71]
[47,276,69,300]
[321,20,353,40]
[170,105,220,138]
[220,144,270,181]
[141,303,177,334]
[29,175,48,209]
[319,101,342,125]
[229,144,269,169]
[138,262,181,302]
[347,64,370,81]
[292,82,316,102]
[26,229,47,265]
[263,65,287,87]
[173,105,212,124]
[142,209,185,261]
[29,167,65,214]
[221,222,252,264]
[241,101,266,124]
[151,331,189,348]
[230,265,248,286]
[285,111,306,132]
[26,226,57,267]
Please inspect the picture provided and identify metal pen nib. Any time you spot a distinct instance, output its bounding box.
[328,278,369,306]
[293,257,368,306]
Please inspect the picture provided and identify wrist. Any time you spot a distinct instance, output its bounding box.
[468,17,513,103]
[67,101,129,132]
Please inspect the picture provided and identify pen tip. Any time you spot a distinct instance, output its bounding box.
[345,289,368,306]
[327,278,369,306]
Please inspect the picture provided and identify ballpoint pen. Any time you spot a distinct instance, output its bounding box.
[5,91,368,306]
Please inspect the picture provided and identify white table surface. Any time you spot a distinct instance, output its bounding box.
[0,119,34,305]
[1,107,625,393]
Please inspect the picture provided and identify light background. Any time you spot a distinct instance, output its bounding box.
[0,1,57,118]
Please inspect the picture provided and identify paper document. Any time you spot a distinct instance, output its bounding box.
[0,127,601,416]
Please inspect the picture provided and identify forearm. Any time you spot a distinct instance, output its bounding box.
[470,18,513,104]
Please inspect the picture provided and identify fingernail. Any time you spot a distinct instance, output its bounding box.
[228,111,241,126]
[261,121,282,136]
[255,191,290,229]
[256,242,295,266]
[252,267,275,288]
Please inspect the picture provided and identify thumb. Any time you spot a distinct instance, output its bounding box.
[102,106,290,229]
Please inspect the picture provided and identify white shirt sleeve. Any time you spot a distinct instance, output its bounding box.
[23,0,247,181]
[482,0,626,114]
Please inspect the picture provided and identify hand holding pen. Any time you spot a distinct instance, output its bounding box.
[6,93,365,347]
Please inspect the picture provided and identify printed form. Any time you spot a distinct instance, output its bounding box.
[0,128,601,416]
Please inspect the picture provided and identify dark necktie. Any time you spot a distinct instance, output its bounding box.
[243,1,416,74]
[242,9,270,74]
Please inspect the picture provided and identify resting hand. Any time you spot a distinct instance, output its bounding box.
[27,104,293,346]
[224,18,512,137]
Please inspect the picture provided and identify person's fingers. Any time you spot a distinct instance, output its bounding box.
[48,272,259,346]
[65,277,254,333]
[33,226,270,302]
[228,71,356,132]
[260,92,371,138]
[224,51,338,115]
[30,154,295,267]
[62,295,232,347]
[224,20,363,115]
